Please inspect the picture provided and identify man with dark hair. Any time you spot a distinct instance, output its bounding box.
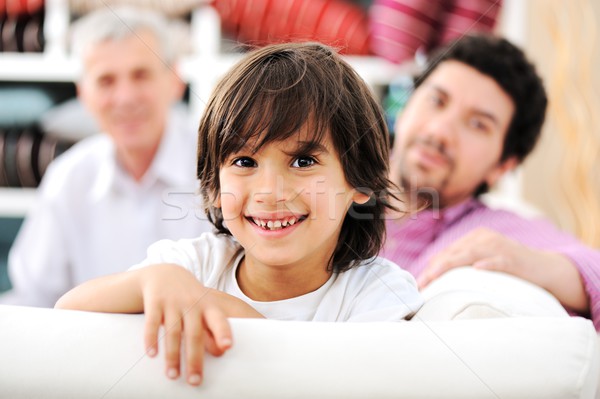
[383,34,600,330]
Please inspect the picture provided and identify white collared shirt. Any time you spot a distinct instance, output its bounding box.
[1,108,213,307]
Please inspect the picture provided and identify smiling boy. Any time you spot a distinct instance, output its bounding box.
[56,42,423,386]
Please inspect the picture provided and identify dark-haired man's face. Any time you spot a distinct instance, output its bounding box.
[390,60,517,209]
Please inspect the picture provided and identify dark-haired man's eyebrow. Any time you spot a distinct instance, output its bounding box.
[428,83,501,128]
[471,109,501,128]
[426,84,449,99]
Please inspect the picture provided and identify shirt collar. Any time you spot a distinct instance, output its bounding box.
[144,109,197,188]
[437,197,483,228]
[91,107,197,198]
[402,197,482,226]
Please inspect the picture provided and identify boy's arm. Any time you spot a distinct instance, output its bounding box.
[56,264,263,386]
[55,269,146,313]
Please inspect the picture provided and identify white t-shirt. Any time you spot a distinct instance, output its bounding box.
[1,109,213,307]
[131,233,424,322]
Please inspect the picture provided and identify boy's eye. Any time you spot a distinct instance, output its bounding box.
[233,157,256,168]
[291,156,316,168]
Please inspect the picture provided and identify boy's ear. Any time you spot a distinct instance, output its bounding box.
[212,193,221,208]
[352,190,371,205]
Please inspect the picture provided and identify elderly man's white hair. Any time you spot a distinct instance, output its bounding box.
[70,6,177,66]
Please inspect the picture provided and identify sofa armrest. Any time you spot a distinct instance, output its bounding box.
[415,267,568,321]
[0,305,597,398]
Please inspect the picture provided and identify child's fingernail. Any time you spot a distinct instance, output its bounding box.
[188,374,202,385]
[167,368,179,379]
[146,347,157,357]
[221,337,232,347]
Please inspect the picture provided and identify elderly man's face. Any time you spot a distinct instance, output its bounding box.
[78,30,182,158]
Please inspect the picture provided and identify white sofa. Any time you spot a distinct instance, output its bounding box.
[0,268,598,398]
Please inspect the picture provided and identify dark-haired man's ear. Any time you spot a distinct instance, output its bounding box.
[485,156,519,188]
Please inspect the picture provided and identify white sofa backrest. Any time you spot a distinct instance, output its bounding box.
[0,303,597,399]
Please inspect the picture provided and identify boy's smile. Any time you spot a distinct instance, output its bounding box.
[246,211,307,233]
[217,129,368,299]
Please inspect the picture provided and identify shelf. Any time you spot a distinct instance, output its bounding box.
[0,54,80,82]
[0,52,405,84]
[0,188,37,218]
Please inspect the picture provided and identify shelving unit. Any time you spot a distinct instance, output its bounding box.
[0,3,407,218]
[0,188,37,218]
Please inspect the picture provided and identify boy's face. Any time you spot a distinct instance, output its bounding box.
[390,60,516,208]
[217,128,368,288]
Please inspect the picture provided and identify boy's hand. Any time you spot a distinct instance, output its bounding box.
[138,264,262,386]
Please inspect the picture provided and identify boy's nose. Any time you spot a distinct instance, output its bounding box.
[253,169,290,204]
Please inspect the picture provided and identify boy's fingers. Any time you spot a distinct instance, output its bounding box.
[143,307,162,357]
[183,312,204,386]
[164,312,183,379]
[203,307,233,355]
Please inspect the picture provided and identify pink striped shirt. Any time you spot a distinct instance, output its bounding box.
[382,198,600,330]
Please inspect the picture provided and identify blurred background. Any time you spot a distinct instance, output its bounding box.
[0,0,598,293]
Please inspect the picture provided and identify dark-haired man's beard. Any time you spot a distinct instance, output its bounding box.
[396,137,454,211]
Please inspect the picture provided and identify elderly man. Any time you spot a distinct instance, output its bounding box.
[0,7,211,307]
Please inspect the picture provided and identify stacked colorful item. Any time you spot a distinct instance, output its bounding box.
[369,0,503,64]
[0,0,45,52]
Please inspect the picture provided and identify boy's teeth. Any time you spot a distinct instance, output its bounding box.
[252,217,300,230]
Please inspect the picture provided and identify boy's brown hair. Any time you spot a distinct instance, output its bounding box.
[197,42,397,272]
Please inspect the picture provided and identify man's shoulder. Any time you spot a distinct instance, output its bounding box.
[444,198,557,239]
[39,135,112,190]
[461,199,537,225]
[46,135,111,172]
